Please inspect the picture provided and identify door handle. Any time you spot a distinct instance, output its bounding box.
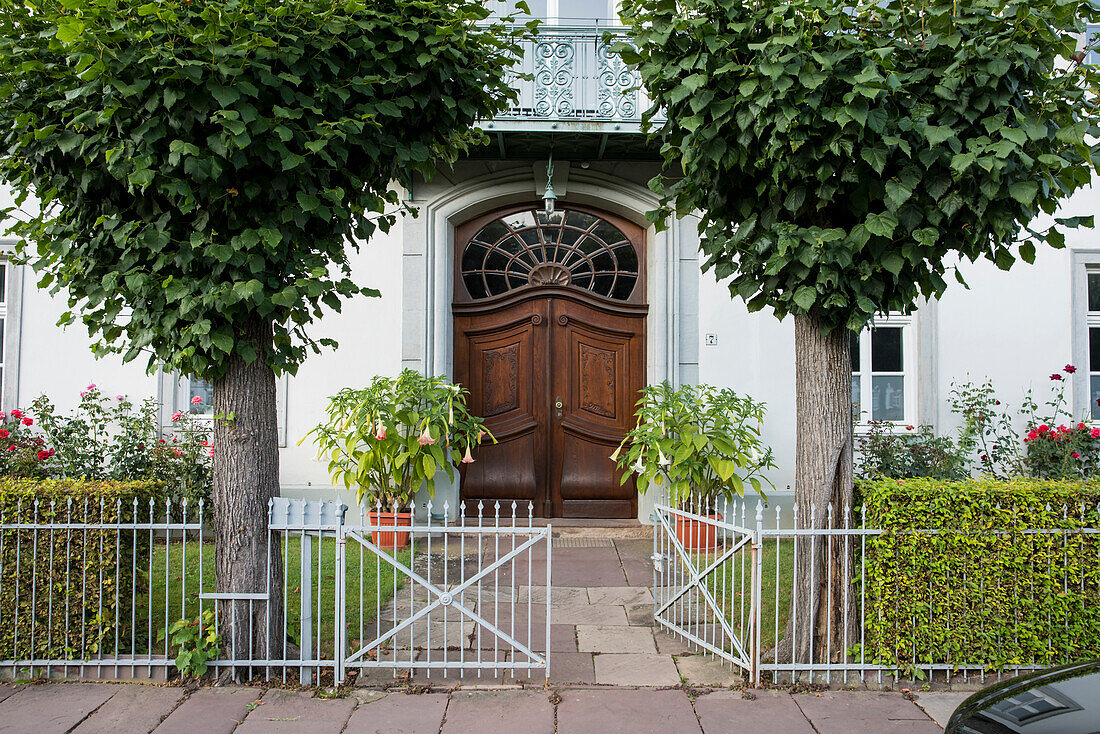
[554,398,564,420]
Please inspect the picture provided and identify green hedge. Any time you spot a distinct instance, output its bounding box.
[0,479,166,662]
[862,478,1100,672]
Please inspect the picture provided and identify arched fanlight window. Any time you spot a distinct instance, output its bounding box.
[461,209,639,301]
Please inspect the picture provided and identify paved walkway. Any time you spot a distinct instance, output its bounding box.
[365,537,742,687]
[0,681,968,733]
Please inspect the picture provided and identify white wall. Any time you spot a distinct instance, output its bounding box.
[5,174,1100,515]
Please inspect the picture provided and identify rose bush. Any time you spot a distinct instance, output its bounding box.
[0,384,211,514]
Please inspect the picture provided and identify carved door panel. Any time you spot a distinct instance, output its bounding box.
[453,300,550,512]
[548,298,644,518]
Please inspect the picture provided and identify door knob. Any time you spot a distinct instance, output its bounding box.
[554,398,563,419]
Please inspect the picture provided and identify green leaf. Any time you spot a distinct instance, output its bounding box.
[1008,181,1039,206]
[792,286,817,311]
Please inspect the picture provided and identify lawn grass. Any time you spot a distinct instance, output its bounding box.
[144,536,411,658]
[696,537,794,653]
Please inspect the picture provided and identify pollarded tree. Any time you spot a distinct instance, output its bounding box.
[0,0,531,669]
[618,0,1100,666]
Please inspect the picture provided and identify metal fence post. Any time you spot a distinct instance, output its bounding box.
[334,506,346,684]
[750,501,764,687]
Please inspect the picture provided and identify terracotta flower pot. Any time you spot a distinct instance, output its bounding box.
[369,510,413,550]
[675,514,721,550]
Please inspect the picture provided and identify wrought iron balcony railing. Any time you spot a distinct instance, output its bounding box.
[485,26,660,133]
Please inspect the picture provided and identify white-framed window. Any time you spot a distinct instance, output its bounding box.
[177,375,214,416]
[489,0,622,25]
[168,373,289,446]
[1086,270,1100,419]
[851,314,917,426]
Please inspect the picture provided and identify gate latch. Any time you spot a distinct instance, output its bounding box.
[651,553,666,574]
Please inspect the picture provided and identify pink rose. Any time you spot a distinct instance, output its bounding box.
[191,396,202,405]
[171,411,182,421]
[1090,429,1100,439]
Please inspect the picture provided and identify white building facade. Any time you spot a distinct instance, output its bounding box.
[1,14,1097,521]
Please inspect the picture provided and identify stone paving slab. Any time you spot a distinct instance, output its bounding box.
[0,685,15,705]
[653,629,696,655]
[794,691,942,733]
[557,688,701,734]
[621,559,653,586]
[441,690,554,734]
[625,602,654,626]
[551,604,630,626]
[694,690,815,733]
[587,586,654,606]
[344,691,449,734]
[576,625,657,654]
[236,689,356,734]
[546,559,628,586]
[673,654,743,687]
[0,682,119,734]
[73,685,185,734]
[154,688,263,734]
[544,652,595,684]
[912,692,970,729]
[593,653,681,686]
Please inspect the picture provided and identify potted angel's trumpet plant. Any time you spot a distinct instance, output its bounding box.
[612,382,776,550]
[304,370,493,549]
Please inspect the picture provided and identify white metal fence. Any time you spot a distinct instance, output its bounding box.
[0,497,551,683]
[654,498,1100,687]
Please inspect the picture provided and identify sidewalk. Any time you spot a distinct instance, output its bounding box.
[0,681,968,733]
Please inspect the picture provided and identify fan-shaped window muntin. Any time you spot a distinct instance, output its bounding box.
[462,209,639,301]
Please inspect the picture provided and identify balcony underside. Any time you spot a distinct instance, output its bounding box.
[467,130,660,161]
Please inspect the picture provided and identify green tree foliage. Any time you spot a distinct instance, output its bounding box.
[0,0,532,377]
[618,0,1100,333]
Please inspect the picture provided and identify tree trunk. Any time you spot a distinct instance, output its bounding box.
[768,313,856,674]
[212,316,284,679]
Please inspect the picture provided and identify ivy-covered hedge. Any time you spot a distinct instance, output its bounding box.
[863,478,1100,672]
[0,479,166,662]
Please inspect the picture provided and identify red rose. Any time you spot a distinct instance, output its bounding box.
[36,450,49,460]
[1050,373,1063,381]
[6,445,14,452]
[1065,364,1077,374]
[21,417,32,426]
[1038,425,1050,433]
[9,409,21,419]
[1026,430,1039,441]
[1079,422,1088,430]
[1072,451,1081,459]
[0,430,9,439]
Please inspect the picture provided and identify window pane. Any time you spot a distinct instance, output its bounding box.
[850,331,860,373]
[1089,272,1100,312]
[852,376,861,421]
[0,317,5,364]
[0,264,6,305]
[871,375,904,421]
[1092,375,1100,420]
[189,377,214,412]
[1091,328,1100,371]
[559,0,610,22]
[871,327,903,372]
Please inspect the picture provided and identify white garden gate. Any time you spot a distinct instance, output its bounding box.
[652,500,762,680]
[336,501,552,681]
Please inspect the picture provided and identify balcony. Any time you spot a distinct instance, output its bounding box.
[484,26,660,135]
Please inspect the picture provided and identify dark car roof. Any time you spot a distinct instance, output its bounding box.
[946,659,1100,734]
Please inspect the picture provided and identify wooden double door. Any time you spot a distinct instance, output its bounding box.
[454,294,645,518]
